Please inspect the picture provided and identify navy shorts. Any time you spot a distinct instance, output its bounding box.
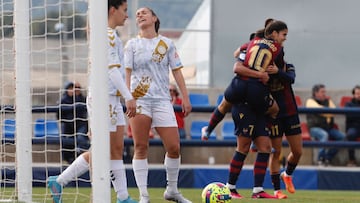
[245,80,274,115]
[231,103,269,140]
[224,76,247,105]
[269,115,302,138]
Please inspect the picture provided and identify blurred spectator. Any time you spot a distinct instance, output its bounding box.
[57,82,89,163]
[170,84,186,139]
[305,84,345,166]
[345,85,360,166]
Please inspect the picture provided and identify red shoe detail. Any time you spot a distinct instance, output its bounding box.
[251,191,277,199]
[274,190,287,199]
[229,189,243,199]
[281,172,295,193]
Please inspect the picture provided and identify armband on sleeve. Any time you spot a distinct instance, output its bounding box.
[238,50,246,61]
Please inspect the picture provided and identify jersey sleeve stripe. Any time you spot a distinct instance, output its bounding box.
[109,64,121,69]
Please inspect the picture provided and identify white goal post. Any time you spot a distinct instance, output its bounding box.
[14,0,32,202]
[88,0,110,202]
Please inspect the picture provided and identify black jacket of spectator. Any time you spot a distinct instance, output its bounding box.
[345,98,360,130]
[57,82,88,135]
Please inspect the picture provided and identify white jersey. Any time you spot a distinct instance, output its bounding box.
[124,35,183,100]
[107,27,126,96]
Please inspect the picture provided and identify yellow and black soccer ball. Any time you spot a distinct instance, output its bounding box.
[201,182,232,203]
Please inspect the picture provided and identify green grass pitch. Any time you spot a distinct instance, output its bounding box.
[1,187,358,202]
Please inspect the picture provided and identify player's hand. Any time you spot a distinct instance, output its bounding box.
[267,64,279,74]
[182,99,192,117]
[125,99,136,118]
[258,72,270,84]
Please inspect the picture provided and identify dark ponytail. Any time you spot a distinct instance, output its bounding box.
[146,7,160,33]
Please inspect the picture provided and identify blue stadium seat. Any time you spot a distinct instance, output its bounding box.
[34,119,59,137]
[3,119,16,139]
[221,121,236,140]
[190,120,216,140]
[189,93,210,106]
[216,94,224,105]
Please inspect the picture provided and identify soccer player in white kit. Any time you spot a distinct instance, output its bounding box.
[125,7,192,203]
[47,1,137,203]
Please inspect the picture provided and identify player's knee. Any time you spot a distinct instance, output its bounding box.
[166,145,180,158]
[82,151,91,162]
[256,142,272,153]
[110,146,123,159]
[133,143,149,157]
[236,140,251,153]
[272,150,281,159]
[218,99,232,113]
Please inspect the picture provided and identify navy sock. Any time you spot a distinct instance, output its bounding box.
[254,153,270,187]
[285,161,297,176]
[206,108,225,136]
[227,151,246,185]
[271,173,281,191]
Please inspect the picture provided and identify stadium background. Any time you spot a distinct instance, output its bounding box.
[210,0,360,89]
[2,0,360,193]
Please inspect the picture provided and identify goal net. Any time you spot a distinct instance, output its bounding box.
[0,0,110,202]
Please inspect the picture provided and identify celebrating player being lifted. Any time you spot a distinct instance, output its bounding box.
[227,20,288,199]
[228,20,301,199]
[201,18,276,141]
[202,20,288,199]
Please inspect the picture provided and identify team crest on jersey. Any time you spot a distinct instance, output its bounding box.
[152,40,168,63]
[132,76,151,99]
[242,128,249,134]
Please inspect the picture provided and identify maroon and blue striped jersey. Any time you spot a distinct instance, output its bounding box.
[243,36,282,73]
[269,60,298,117]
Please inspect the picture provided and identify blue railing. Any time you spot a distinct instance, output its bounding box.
[3,138,360,149]
[2,105,360,148]
[1,105,360,114]
[126,139,360,148]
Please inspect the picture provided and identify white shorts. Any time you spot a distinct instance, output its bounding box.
[136,99,177,128]
[87,95,125,132]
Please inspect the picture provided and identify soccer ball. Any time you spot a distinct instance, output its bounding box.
[201,182,232,203]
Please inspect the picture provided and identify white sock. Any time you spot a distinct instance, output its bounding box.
[132,159,149,197]
[164,156,180,194]
[253,187,264,193]
[110,160,128,200]
[226,183,236,190]
[57,154,89,186]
